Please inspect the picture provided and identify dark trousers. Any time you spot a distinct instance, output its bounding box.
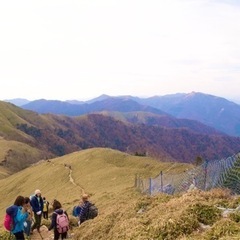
[80,217,87,224]
[54,229,67,240]
[43,211,48,219]
[24,219,32,236]
[14,231,25,240]
[32,212,42,231]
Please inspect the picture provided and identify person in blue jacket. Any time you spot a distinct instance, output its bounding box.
[11,195,29,240]
[30,189,44,233]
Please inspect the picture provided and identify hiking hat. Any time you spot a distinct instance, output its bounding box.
[35,189,41,195]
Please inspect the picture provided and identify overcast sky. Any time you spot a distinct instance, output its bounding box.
[0,0,240,102]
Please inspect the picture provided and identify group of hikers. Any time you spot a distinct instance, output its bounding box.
[4,189,97,240]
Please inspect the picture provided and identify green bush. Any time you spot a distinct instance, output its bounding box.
[0,231,15,240]
[135,197,153,212]
[150,213,199,240]
[204,219,240,240]
[69,215,79,227]
[186,203,221,225]
[229,212,240,223]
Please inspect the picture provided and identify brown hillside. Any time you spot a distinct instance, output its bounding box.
[1,101,240,174]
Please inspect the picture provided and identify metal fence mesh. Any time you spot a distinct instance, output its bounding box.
[135,152,240,195]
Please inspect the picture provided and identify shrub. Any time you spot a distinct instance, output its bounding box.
[0,231,15,240]
[135,196,153,212]
[69,216,79,227]
[204,219,240,240]
[229,212,240,223]
[186,203,221,225]
[150,213,199,240]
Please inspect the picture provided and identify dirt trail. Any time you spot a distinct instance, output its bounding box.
[48,161,85,195]
[28,162,83,239]
[30,225,74,239]
[30,225,53,240]
[66,165,85,195]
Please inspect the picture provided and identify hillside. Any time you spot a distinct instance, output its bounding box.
[0,138,44,176]
[1,148,240,239]
[0,148,184,215]
[99,111,222,135]
[1,100,240,175]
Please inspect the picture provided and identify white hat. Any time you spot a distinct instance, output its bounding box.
[35,189,41,195]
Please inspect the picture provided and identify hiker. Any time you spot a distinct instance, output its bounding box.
[43,197,49,219]
[23,197,34,238]
[30,189,44,233]
[11,195,29,240]
[78,194,98,225]
[48,199,69,240]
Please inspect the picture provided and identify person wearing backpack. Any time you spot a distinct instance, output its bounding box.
[10,196,29,240]
[42,197,49,219]
[30,189,44,233]
[48,199,69,240]
[78,194,98,225]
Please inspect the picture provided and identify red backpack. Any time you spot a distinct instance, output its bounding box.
[4,205,18,231]
[56,211,69,233]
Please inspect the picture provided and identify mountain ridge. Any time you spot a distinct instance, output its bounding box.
[1,100,240,176]
[9,92,240,137]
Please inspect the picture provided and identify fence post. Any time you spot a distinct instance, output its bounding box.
[160,171,163,192]
[204,160,209,190]
[149,178,152,195]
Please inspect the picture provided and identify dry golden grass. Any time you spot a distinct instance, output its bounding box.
[0,138,44,175]
[0,148,172,220]
[0,147,240,239]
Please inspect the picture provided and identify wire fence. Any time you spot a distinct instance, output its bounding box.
[135,152,240,195]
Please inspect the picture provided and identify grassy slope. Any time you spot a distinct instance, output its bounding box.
[0,101,34,141]
[0,148,240,239]
[0,148,186,222]
[0,138,44,175]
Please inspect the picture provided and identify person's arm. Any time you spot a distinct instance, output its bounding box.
[48,212,57,231]
[28,207,34,220]
[30,197,37,212]
[40,198,44,212]
[16,208,28,222]
[64,211,69,219]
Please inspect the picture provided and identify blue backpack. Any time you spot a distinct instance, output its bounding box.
[72,206,81,217]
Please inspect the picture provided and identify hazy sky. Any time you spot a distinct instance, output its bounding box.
[0,0,240,102]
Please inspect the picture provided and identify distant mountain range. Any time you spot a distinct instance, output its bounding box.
[1,95,240,174]
[5,92,240,137]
